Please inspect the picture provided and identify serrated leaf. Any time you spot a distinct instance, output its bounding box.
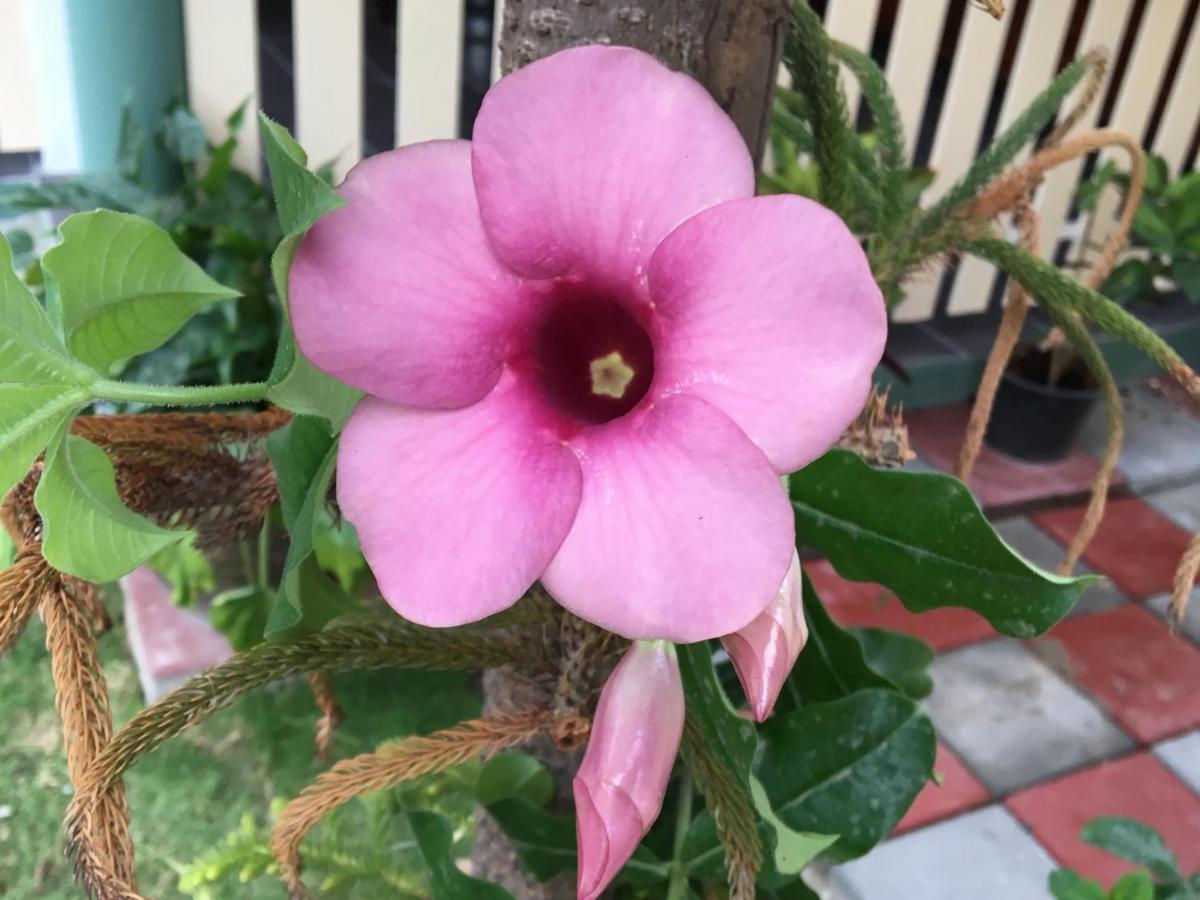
[35,429,186,581]
[1080,817,1182,884]
[756,689,936,862]
[259,114,345,236]
[407,811,513,899]
[42,210,240,370]
[0,385,87,500]
[790,450,1095,638]
[0,233,88,385]
[265,234,361,431]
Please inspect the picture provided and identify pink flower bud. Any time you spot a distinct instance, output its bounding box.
[573,640,684,899]
[721,551,808,722]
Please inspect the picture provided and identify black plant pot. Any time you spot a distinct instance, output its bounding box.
[984,368,1101,463]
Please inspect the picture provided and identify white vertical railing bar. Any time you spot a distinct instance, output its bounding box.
[294,0,364,182]
[182,0,260,175]
[884,0,948,160]
[1033,0,1133,260]
[946,0,1077,315]
[823,0,883,119]
[397,0,465,145]
[1147,8,1200,175]
[1080,0,1188,266]
[492,0,506,83]
[0,0,40,152]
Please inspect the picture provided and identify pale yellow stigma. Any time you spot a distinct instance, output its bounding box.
[590,351,636,399]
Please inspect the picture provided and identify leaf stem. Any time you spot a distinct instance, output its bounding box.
[666,769,695,900]
[91,378,269,407]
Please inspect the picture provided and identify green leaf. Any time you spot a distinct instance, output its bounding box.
[777,569,892,713]
[0,385,87,500]
[1080,817,1182,884]
[677,640,836,876]
[41,210,240,371]
[258,114,344,236]
[1169,257,1200,303]
[484,798,669,885]
[159,106,208,164]
[265,235,361,431]
[1048,869,1107,900]
[756,688,936,861]
[264,416,356,639]
[1102,259,1156,306]
[475,753,554,808]
[791,450,1095,638]
[209,584,272,651]
[0,233,89,385]
[145,534,215,607]
[1110,871,1156,900]
[407,810,513,899]
[852,627,935,700]
[35,429,185,581]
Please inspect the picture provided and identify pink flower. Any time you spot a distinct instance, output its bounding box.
[573,640,684,899]
[721,551,808,721]
[289,45,885,641]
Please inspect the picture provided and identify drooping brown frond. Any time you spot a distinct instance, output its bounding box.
[836,385,913,468]
[1170,533,1199,630]
[41,576,138,898]
[271,711,550,898]
[680,716,762,900]
[307,671,344,764]
[66,617,550,886]
[0,544,51,654]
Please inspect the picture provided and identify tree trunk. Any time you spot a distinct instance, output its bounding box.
[472,3,790,894]
[497,0,789,164]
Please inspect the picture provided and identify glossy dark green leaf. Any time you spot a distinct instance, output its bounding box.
[1080,817,1182,884]
[1170,258,1200,303]
[475,753,554,808]
[776,569,892,713]
[408,810,513,899]
[851,627,934,700]
[35,429,186,581]
[485,798,669,885]
[756,689,935,861]
[790,450,1095,638]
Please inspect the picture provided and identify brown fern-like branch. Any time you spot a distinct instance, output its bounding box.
[680,716,762,900]
[1170,532,1199,630]
[308,671,344,764]
[271,711,551,898]
[0,543,50,654]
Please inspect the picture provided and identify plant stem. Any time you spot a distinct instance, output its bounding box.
[91,378,269,407]
[666,770,695,900]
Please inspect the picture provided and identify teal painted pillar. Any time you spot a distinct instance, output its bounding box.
[63,0,186,187]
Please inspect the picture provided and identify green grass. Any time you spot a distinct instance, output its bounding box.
[0,607,481,898]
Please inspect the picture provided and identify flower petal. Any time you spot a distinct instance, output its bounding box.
[290,140,538,409]
[337,374,582,626]
[471,45,754,289]
[542,395,794,641]
[649,194,886,473]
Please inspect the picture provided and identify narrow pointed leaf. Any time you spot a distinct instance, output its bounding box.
[35,429,185,581]
[42,210,240,370]
[258,113,344,236]
[790,450,1095,637]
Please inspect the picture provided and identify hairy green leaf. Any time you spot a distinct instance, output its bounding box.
[756,689,935,862]
[407,810,514,899]
[35,429,185,581]
[791,450,1094,637]
[41,210,240,370]
[258,113,345,236]
[0,385,87,499]
[0,233,89,385]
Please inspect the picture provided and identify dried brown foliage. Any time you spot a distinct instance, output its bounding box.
[307,671,344,764]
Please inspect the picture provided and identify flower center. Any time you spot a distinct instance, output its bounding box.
[531,287,655,425]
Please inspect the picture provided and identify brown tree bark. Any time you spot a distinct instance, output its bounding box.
[472,3,790,895]
[497,0,790,164]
